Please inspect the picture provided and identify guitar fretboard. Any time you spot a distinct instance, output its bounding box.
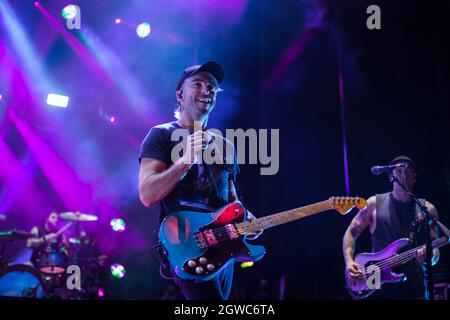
[235,200,332,235]
[385,237,449,268]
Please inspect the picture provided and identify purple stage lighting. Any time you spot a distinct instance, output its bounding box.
[136,23,151,38]
[97,288,105,298]
[110,263,126,278]
[46,93,69,108]
[61,5,79,20]
[110,218,126,232]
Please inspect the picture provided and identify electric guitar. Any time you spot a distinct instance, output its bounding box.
[159,196,366,282]
[345,236,450,299]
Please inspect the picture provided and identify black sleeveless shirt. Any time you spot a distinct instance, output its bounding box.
[370,192,426,299]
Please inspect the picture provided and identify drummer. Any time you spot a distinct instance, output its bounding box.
[26,211,69,268]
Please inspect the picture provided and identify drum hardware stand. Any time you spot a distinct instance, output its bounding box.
[23,283,41,298]
[0,242,8,267]
[392,175,450,300]
[0,239,12,270]
[71,219,83,300]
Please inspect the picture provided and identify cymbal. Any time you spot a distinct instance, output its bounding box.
[0,229,34,240]
[59,211,98,222]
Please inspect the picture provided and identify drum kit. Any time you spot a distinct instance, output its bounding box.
[0,211,106,299]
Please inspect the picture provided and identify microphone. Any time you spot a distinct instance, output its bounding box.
[370,163,407,175]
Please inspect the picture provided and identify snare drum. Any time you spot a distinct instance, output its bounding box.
[0,264,45,298]
[36,249,67,275]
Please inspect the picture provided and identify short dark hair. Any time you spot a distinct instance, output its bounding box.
[390,155,416,171]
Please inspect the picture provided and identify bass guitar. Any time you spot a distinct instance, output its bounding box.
[345,236,449,299]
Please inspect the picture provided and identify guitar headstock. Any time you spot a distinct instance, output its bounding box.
[329,196,367,215]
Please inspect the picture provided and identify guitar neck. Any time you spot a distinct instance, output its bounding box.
[389,237,449,268]
[235,200,333,235]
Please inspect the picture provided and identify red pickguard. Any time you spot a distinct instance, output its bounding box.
[210,202,245,226]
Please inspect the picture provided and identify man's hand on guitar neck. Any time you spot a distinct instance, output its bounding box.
[416,247,440,266]
[245,210,263,241]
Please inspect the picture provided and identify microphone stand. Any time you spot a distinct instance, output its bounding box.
[391,176,450,300]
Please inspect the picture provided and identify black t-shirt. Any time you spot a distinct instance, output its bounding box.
[30,226,64,264]
[139,121,239,219]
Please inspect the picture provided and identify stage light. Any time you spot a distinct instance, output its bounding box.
[46,93,69,108]
[69,238,81,244]
[0,94,2,100]
[110,263,126,278]
[61,5,79,20]
[115,18,122,24]
[240,261,254,268]
[110,218,126,232]
[34,2,39,7]
[97,288,105,298]
[136,23,151,38]
[109,116,116,123]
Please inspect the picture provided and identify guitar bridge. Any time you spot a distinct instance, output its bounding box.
[194,232,208,248]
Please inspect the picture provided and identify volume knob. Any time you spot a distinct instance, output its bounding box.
[199,257,207,264]
[195,266,204,274]
[207,264,215,271]
[188,260,196,268]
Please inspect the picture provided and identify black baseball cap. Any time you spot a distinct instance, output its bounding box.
[390,155,416,171]
[176,61,224,91]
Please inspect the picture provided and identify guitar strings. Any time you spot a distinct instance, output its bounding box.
[194,219,274,247]
[194,199,361,247]
[366,237,447,272]
[201,209,310,242]
[353,239,447,281]
[198,205,362,245]
[352,237,448,281]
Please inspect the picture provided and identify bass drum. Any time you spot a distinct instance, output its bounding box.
[0,264,45,298]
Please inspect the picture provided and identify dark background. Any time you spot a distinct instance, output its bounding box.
[0,0,449,299]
